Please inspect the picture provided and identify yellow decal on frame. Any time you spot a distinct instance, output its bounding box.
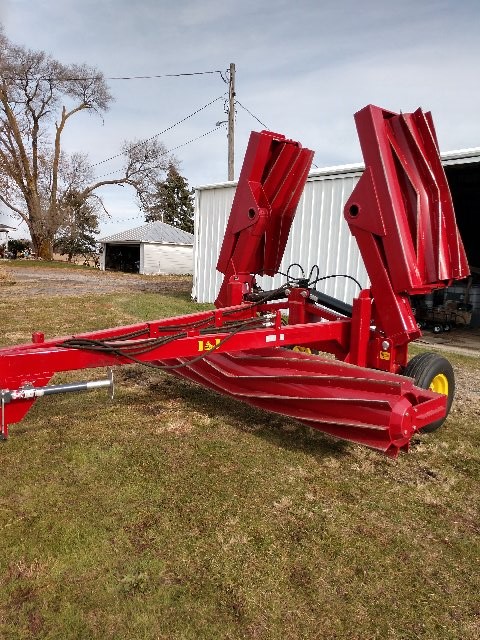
[198,338,221,352]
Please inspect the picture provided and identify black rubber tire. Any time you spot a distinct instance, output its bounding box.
[432,324,443,334]
[403,352,455,433]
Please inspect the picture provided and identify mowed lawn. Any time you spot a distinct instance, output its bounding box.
[0,271,479,639]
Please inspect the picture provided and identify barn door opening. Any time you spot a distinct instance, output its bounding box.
[444,162,480,327]
[105,244,140,273]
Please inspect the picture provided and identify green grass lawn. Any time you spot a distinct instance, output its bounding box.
[0,284,479,639]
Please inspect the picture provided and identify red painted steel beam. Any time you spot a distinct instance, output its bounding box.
[215,130,314,308]
[0,306,350,435]
[346,106,469,295]
[344,105,470,366]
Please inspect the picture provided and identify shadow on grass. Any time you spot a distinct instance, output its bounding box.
[118,366,350,461]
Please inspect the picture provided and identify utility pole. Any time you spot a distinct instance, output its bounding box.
[228,62,235,181]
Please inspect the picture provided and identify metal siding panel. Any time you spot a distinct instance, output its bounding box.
[163,246,193,274]
[142,244,193,275]
[194,149,477,304]
[142,244,159,274]
[194,172,367,304]
[194,187,234,302]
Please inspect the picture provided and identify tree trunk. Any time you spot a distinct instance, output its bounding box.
[28,202,57,260]
[37,238,54,260]
[30,229,54,260]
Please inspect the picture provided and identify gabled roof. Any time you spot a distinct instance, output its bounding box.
[99,221,193,245]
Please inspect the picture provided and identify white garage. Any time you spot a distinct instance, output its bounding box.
[99,221,193,275]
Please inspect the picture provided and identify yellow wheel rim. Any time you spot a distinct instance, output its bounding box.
[429,373,449,396]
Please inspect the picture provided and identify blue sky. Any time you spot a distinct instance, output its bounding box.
[1,0,480,238]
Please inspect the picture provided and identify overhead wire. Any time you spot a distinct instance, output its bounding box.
[235,99,319,169]
[89,70,223,81]
[4,67,329,239]
[2,69,225,83]
[169,124,226,152]
[93,124,227,181]
[235,100,268,129]
[91,122,227,226]
[89,94,227,169]
[3,67,228,173]
[1,70,229,232]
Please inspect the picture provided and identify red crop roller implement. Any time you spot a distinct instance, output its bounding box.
[0,106,470,456]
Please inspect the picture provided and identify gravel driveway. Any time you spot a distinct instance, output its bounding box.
[2,263,479,356]
[1,265,192,297]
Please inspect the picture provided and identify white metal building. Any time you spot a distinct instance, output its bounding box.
[99,221,194,275]
[193,149,480,310]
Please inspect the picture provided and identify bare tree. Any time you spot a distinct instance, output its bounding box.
[0,29,176,258]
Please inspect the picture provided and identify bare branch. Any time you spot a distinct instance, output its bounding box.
[0,191,27,218]
[0,31,113,258]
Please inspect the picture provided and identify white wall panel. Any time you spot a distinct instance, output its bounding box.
[193,147,480,304]
[143,244,193,275]
[193,169,367,303]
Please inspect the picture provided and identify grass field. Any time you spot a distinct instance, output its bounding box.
[0,273,479,639]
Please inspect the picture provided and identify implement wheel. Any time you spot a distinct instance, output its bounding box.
[403,352,455,433]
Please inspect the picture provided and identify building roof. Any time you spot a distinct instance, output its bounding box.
[195,147,480,191]
[99,221,193,245]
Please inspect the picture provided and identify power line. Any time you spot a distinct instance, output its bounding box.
[2,69,225,82]
[103,214,145,223]
[98,70,224,81]
[1,123,227,225]
[93,125,226,180]
[169,124,226,152]
[235,100,268,129]
[236,99,319,168]
[89,94,227,169]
